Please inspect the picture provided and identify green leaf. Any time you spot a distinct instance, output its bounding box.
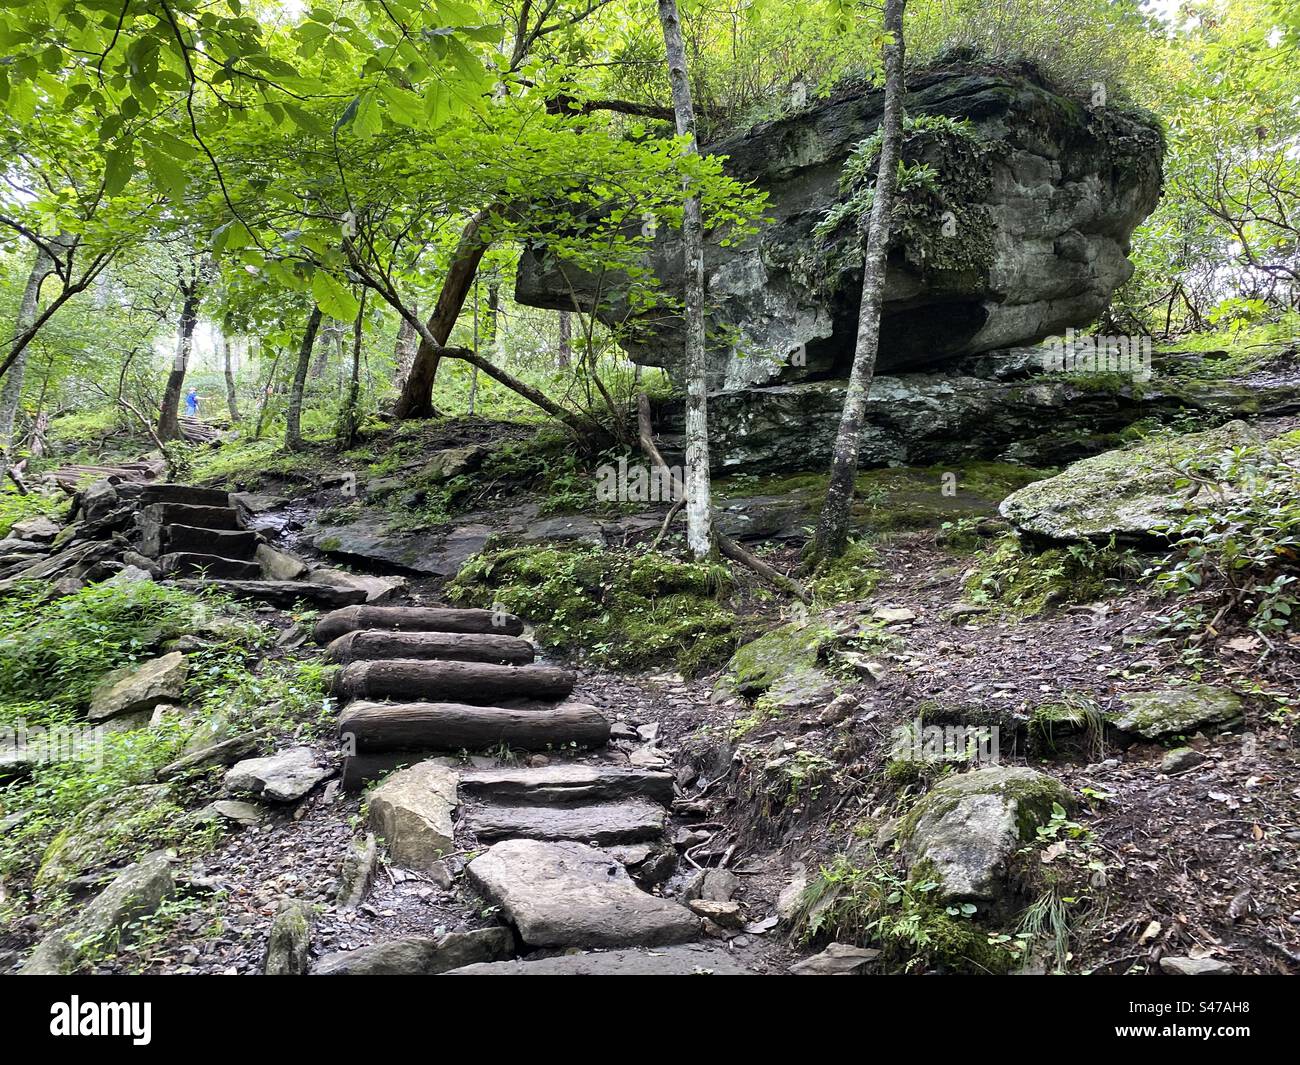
[311,270,359,321]
[104,147,134,196]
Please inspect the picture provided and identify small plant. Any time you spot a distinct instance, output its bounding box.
[1147,433,1299,645]
[790,854,1014,974]
[965,533,1143,615]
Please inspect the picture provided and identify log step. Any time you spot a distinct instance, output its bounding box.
[459,799,666,845]
[158,553,261,580]
[142,523,259,560]
[324,629,535,667]
[337,700,610,752]
[315,605,524,644]
[167,579,368,609]
[140,484,231,507]
[331,660,575,704]
[459,765,675,806]
[142,503,244,531]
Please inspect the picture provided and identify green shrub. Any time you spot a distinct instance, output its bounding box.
[0,581,231,710]
[1148,431,1300,639]
[0,488,70,539]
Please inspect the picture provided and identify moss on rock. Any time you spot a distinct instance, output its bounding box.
[446,544,739,676]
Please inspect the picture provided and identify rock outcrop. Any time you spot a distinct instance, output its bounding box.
[517,65,1163,391]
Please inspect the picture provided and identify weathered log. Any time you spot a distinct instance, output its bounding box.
[313,605,524,644]
[331,660,575,704]
[337,700,610,752]
[139,484,231,507]
[324,629,535,666]
[158,553,262,579]
[141,522,259,560]
[167,579,368,609]
[459,765,675,805]
[141,503,244,531]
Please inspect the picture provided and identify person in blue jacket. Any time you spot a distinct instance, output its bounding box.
[184,388,200,417]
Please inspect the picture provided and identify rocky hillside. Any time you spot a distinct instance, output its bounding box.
[1,338,1295,977]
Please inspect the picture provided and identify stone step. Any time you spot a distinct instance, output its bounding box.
[141,502,244,531]
[167,579,368,609]
[466,839,699,949]
[459,798,666,845]
[324,629,535,667]
[331,660,575,704]
[141,523,260,560]
[445,944,752,976]
[337,699,610,753]
[158,553,262,580]
[315,605,524,644]
[459,765,675,806]
[139,484,231,508]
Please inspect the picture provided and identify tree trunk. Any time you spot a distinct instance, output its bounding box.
[393,207,494,419]
[337,700,610,753]
[557,309,572,368]
[657,0,713,560]
[285,305,323,451]
[313,604,523,643]
[323,629,535,666]
[0,243,57,466]
[219,325,240,422]
[810,0,907,564]
[393,303,418,388]
[311,320,339,380]
[337,291,366,446]
[253,346,283,441]
[158,272,204,442]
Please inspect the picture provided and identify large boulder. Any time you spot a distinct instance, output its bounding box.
[899,766,1071,901]
[36,784,172,887]
[517,66,1162,391]
[366,760,459,870]
[999,420,1267,542]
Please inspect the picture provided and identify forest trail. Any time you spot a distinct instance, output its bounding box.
[314,602,730,969]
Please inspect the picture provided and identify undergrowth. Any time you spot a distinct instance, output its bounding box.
[447,543,740,675]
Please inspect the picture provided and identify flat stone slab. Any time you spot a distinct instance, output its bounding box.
[158,552,261,580]
[1107,684,1243,740]
[459,764,675,805]
[466,839,699,949]
[460,798,666,845]
[313,928,513,975]
[446,944,752,975]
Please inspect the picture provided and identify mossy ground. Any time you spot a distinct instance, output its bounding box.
[447,544,741,676]
[963,533,1144,615]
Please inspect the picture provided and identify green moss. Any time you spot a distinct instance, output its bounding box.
[447,544,738,676]
[963,533,1142,616]
[807,541,882,605]
[725,616,836,695]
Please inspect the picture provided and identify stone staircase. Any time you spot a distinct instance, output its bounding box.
[140,483,261,579]
[311,604,739,971]
[140,484,368,609]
